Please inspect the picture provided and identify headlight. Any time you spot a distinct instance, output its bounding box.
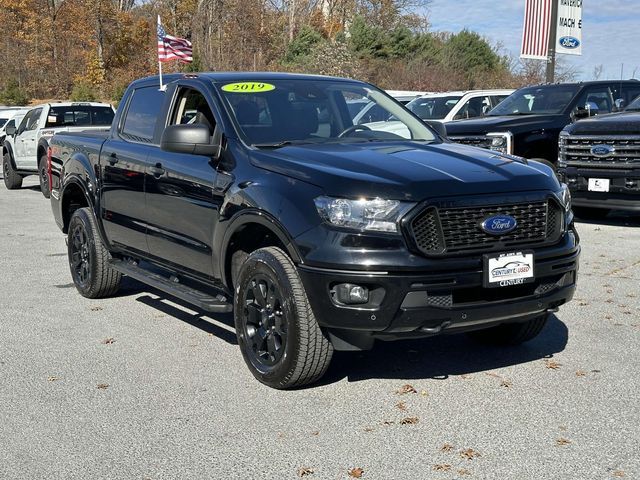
[558,132,568,167]
[559,183,571,212]
[487,132,513,154]
[314,196,414,233]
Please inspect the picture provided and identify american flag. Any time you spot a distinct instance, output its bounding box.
[157,16,193,63]
[520,0,552,60]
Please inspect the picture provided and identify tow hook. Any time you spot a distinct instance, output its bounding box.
[419,321,452,334]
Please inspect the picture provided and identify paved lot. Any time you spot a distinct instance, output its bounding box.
[1,176,639,480]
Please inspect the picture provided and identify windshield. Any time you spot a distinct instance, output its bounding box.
[406,96,462,120]
[46,105,114,127]
[488,85,580,116]
[216,79,436,147]
[626,95,640,111]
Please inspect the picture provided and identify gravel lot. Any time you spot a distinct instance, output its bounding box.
[1,176,639,480]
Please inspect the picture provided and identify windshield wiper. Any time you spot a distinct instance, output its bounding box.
[251,140,307,149]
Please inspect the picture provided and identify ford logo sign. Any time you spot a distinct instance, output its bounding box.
[480,215,518,235]
[559,36,580,49]
[591,144,616,158]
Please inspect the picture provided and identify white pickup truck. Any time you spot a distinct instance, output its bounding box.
[2,102,114,197]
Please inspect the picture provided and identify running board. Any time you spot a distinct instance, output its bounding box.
[109,259,233,313]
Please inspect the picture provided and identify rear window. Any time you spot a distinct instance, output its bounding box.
[46,105,114,128]
[121,87,165,142]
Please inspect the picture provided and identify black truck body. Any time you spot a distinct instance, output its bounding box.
[49,73,580,388]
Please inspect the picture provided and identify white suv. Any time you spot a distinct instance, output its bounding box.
[406,90,514,123]
[3,102,115,197]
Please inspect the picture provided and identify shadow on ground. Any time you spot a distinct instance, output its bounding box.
[576,210,640,228]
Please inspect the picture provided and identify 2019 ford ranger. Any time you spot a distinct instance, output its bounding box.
[49,73,580,389]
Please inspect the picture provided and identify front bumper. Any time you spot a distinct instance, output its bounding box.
[560,166,640,211]
[298,231,579,347]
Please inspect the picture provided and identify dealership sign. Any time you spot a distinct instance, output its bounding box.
[556,0,582,55]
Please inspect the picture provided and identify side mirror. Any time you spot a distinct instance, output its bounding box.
[614,98,626,110]
[573,106,591,121]
[5,124,16,136]
[160,124,221,158]
[424,120,447,139]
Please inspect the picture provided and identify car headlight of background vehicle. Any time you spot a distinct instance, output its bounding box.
[557,131,568,167]
[487,131,513,155]
[314,196,415,233]
[559,183,572,212]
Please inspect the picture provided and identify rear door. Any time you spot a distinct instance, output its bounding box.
[144,83,225,277]
[100,86,166,255]
[15,107,42,169]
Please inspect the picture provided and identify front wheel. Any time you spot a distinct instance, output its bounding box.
[39,154,50,198]
[234,247,333,389]
[67,207,122,298]
[3,153,23,190]
[467,313,549,345]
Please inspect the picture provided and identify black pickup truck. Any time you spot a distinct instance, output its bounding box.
[558,94,640,218]
[446,80,640,167]
[49,72,579,388]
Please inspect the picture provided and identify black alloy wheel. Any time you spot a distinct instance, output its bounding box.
[39,155,50,198]
[241,273,288,370]
[70,221,92,290]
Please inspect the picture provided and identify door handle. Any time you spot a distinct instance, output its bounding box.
[108,153,118,165]
[149,163,165,177]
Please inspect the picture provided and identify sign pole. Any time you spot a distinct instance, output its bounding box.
[545,0,559,83]
[159,60,164,91]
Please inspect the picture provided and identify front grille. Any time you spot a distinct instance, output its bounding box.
[409,200,563,256]
[561,135,640,167]
[448,135,493,150]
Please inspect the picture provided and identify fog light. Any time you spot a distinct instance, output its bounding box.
[333,283,369,305]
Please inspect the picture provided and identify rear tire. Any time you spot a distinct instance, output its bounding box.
[3,152,23,190]
[39,154,50,198]
[467,313,549,346]
[67,207,121,298]
[572,206,610,220]
[234,246,333,389]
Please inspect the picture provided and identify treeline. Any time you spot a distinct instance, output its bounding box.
[0,0,569,105]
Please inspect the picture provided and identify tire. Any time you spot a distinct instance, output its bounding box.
[572,206,610,221]
[234,246,333,389]
[39,154,50,198]
[67,207,121,298]
[3,152,23,190]
[467,313,549,346]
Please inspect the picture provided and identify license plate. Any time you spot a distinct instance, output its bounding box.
[484,251,535,288]
[588,178,610,192]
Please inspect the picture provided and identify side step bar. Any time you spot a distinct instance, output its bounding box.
[109,259,233,313]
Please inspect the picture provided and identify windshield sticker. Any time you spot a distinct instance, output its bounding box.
[221,82,275,93]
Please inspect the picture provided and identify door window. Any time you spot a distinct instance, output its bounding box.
[25,108,42,132]
[574,87,614,115]
[121,87,166,143]
[454,96,491,120]
[491,95,510,108]
[170,88,216,135]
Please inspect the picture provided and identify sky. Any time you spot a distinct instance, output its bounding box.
[425,0,640,81]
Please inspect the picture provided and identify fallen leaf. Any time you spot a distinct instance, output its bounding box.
[90,306,103,311]
[396,384,417,395]
[381,420,395,426]
[311,431,319,436]
[626,293,636,298]
[400,416,419,425]
[606,299,614,304]
[575,370,587,377]
[578,301,589,306]
[457,468,471,476]
[459,374,472,380]
[556,438,571,446]
[395,401,407,411]
[622,311,632,315]
[297,467,314,477]
[363,427,374,433]
[440,443,454,453]
[591,369,602,373]
[421,390,428,396]
[612,470,626,478]
[101,337,115,345]
[460,448,481,460]
[348,467,364,478]
[605,315,613,320]
[485,372,501,379]
[97,383,109,390]
[500,380,513,388]
[544,359,562,370]
[47,376,59,382]
[432,464,451,472]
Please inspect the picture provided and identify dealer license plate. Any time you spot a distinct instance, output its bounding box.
[484,251,535,288]
[588,178,610,192]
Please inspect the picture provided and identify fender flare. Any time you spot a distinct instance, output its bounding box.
[217,209,303,286]
[37,138,49,162]
[2,142,17,169]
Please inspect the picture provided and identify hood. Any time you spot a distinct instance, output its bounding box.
[564,111,640,135]
[251,141,559,201]
[445,114,564,135]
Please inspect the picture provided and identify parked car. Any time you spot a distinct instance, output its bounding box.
[0,108,29,149]
[49,72,579,389]
[406,90,514,123]
[446,81,640,168]
[3,102,115,197]
[558,94,640,219]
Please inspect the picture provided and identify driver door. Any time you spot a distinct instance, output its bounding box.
[14,108,42,168]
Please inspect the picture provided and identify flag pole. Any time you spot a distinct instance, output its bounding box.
[158,15,165,91]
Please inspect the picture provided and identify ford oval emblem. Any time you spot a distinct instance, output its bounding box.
[480,215,518,235]
[559,36,580,49]
[590,144,616,158]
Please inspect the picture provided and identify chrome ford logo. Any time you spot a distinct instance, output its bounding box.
[591,144,615,158]
[481,215,517,235]
[559,36,580,49]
